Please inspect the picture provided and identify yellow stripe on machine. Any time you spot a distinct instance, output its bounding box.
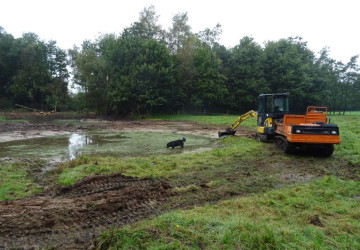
[257,126,265,133]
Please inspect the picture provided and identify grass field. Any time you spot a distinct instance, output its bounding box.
[95,113,360,249]
[0,113,359,248]
[97,177,360,249]
[0,161,42,200]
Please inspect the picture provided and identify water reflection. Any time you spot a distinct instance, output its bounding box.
[68,133,93,160]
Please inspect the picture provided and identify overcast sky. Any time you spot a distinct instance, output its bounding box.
[1,0,359,63]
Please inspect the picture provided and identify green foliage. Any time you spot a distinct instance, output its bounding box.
[0,28,18,103]
[97,177,360,249]
[167,12,192,53]
[263,37,316,112]
[109,37,176,115]
[0,28,69,111]
[191,43,227,108]
[227,36,268,111]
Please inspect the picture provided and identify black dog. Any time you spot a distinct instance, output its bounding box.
[167,138,186,149]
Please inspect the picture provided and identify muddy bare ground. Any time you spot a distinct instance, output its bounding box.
[0,112,254,142]
[0,174,172,249]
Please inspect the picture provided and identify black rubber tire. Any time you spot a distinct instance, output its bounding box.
[274,136,295,153]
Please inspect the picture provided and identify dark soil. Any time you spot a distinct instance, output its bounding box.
[0,173,172,249]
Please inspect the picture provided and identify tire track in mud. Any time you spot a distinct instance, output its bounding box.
[0,173,172,249]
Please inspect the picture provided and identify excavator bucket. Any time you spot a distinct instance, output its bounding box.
[218,128,236,138]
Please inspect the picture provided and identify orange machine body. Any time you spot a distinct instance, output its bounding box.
[275,106,340,144]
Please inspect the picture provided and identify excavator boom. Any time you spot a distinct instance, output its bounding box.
[218,110,257,138]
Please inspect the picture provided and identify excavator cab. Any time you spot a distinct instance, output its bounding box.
[256,93,289,141]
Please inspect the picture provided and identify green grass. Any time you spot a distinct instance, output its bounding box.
[151,113,360,165]
[330,114,360,165]
[0,161,42,200]
[56,136,263,186]
[0,112,359,249]
[331,111,360,116]
[54,113,359,187]
[1,113,359,200]
[97,176,360,249]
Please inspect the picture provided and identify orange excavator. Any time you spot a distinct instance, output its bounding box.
[218,93,340,156]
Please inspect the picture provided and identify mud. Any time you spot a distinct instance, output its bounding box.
[0,173,172,249]
[0,111,254,142]
[0,121,75,142]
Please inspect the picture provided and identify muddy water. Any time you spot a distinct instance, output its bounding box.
[0,131,214,162]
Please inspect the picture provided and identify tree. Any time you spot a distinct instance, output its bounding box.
[197,23,222,48]
[191,42,227,110]
[227,36,268,112]
[174,36,226,112]
[173,35,197,110]
[0,27,19,107]
[104,35,176,115]
[314,49,360,114]
[351,77,360,110]
[45,40,69,111]
[0,29,69,111]
[263,37,315,113]
[126,5,163,40]
[9,33,50,109]
[338,56,359,114]
[313,48,340,112]
[166,12,192,53]
[69,40,107,113]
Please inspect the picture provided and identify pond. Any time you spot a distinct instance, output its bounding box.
[0,131,215,162]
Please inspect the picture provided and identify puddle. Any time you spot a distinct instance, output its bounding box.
[0,131,215,162]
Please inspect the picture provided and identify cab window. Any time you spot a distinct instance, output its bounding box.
[265,96,273,113]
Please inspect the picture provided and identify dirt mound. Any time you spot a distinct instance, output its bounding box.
[0,173,172,249]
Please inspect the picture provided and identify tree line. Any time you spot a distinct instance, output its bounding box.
[0,28,69,111]
[1,6,359,115]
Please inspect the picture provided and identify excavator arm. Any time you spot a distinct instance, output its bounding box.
[218,110,257,138]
